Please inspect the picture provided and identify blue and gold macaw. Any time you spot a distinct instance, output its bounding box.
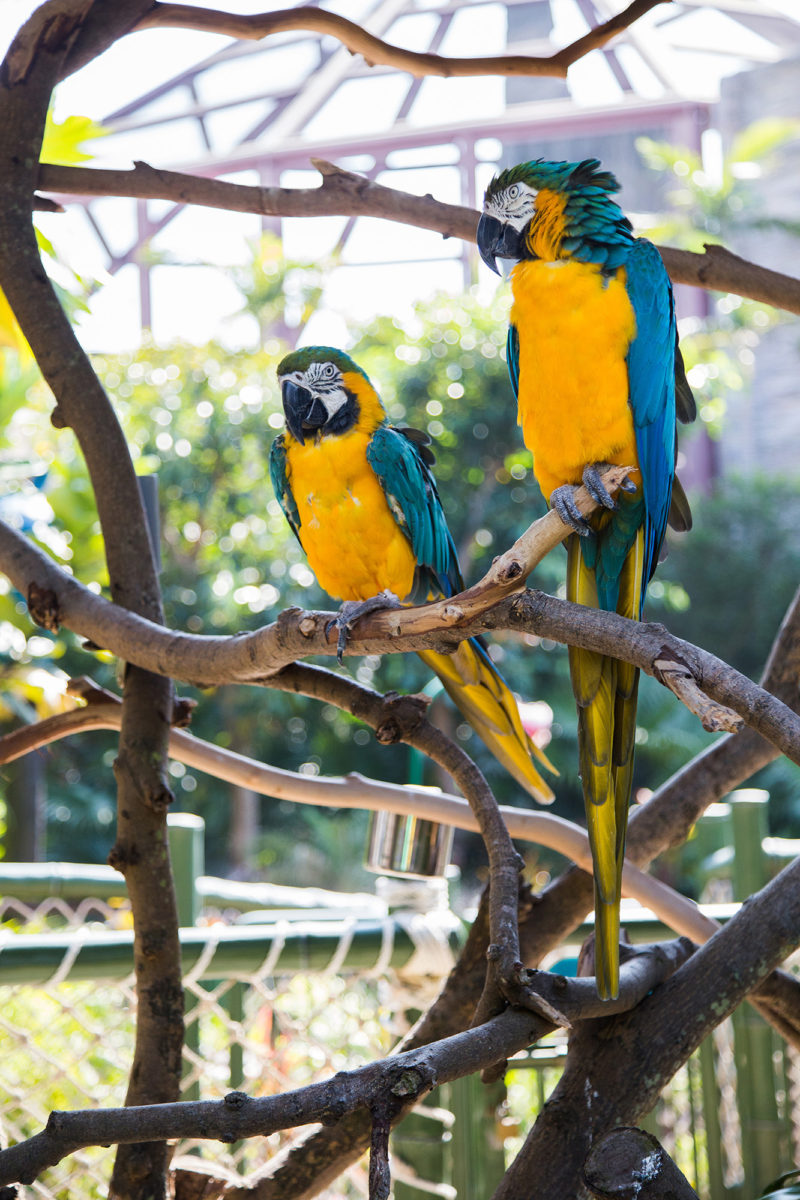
[270,345,555,803]
[477,158,695,998]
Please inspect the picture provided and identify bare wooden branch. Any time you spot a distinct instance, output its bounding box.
[1,8,182,1194]
[3,508,800,766]
[225,582,800,1200]
[653,658,743,733]
[496,852,800,1200]
[0,1006,545,1190]
[132,0,663,80]
[36,161,800,315]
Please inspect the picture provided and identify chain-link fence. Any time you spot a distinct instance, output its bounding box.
[0,873,461,1200]
[3,803,800,1200]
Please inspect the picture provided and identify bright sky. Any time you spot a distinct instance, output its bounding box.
[0,0,789,353]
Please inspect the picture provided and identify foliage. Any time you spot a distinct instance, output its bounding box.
[229,232,336,342]
[655,474,800,841]
[4,267,798,888]
[637,120,800,439]
[2,201,798,894]
[637,119,800,249]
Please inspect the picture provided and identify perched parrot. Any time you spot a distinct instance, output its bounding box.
[477,158,695,998]
[270,345,555,803]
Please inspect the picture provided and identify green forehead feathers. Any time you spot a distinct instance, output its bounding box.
[486,157,622,199]
[277,346,369,379]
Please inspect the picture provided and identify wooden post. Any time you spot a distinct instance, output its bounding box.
[729,790,787,1189]
[168,814,205,1104]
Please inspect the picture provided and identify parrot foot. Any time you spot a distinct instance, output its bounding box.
[330,590,402,664]
[582,462,636,508]
[550,484,593,537]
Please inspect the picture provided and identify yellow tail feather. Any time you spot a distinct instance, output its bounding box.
[417,644,556,804]
[567,532,644,1001]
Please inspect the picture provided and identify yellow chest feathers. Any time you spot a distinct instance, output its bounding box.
[284,430,417,603]
[510,258,639,500]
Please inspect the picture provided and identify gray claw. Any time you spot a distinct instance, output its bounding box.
[329,590,402,664]
[551,484,593,537]
[582,463,617,510]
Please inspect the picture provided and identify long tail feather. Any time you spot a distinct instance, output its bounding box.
[568,530,643,1000]
[418,642,556,804]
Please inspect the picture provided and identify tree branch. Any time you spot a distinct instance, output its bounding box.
[131,0,664,80]
[497,852,800,1200]
[1,7,182,1194]
[3,510,799,766]
[0,1007,545,1190]
[583,1128,700,1200]
[36,161,800,315]
[0,675,733,951]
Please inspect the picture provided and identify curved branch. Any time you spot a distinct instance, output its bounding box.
[255,587,800,1200]
[0,1006,543,1190]
[132,0,664,80]
[0,677,728,950]
[36,161,800,316]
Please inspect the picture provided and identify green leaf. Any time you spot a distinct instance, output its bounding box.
[40,111,108,166]
[730,117,800,167]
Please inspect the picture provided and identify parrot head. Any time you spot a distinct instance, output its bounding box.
[277,346,379,445]
[477,157,633,273]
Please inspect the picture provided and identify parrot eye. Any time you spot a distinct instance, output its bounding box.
[322,363,336,378]
[508,184,520,200]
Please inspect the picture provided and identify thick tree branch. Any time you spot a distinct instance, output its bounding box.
[496,852,800,1200]
[1,7,181,1196]
[36,161,800,316]
[583,1128,700,1200]
[0,1008,545,1189]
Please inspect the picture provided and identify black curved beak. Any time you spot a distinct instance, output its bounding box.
[476,212,525,275]
[281,379,328,444]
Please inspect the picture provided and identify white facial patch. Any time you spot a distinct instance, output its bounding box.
[484,180,537,231]
[304,361,349,418]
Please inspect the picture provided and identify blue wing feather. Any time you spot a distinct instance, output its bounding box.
[507,323,520,399]
[624,239,677,611]
[366,425,463,603]
[269,434,302,545]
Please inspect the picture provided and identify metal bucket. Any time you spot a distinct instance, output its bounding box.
[364,810,454,879]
